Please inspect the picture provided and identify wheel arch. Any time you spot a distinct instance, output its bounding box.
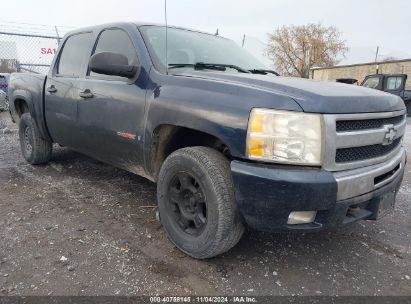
[11,90,34,122]
[148,124,233,181]
[11,89,52,142]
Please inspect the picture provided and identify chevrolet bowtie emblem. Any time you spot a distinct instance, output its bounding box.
[383,125,397,145]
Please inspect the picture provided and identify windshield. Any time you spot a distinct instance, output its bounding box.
[139,25,267,73]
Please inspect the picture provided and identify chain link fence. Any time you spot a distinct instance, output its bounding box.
[0,22,73,111]
[0,21,74,75]
[0,31,60,74]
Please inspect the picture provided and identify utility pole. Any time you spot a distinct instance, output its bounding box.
[54,26,61,45]
[374,46,379,74]
[307,46,312,79]
[374,46,379,62]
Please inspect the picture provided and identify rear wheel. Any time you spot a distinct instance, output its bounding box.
[19,113,52,164]
[157,147,244,259]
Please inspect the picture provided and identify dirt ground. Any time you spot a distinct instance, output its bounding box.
[0,111,410,296]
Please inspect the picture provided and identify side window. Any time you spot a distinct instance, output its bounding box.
[362,77,380,89]
[57,33,92,77]
[385,77,403,90]
[89,29,137,77]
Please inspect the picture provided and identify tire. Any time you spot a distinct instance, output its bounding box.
[406,102,411,117]
[19,113,52,165]
[157,146,244,259]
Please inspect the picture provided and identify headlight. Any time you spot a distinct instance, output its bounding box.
[246,109,323,165]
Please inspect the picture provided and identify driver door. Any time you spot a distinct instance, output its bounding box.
[75,28,147,172]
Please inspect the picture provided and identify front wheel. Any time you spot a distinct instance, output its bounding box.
[19,113,52,165]
[157,147,244,259]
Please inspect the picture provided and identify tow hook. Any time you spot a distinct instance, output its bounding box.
[347,206,361,218]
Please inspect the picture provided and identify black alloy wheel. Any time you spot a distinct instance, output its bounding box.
[167,172,207,236]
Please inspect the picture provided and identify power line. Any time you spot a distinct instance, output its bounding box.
[0,19,75,30]
[0,24,72,37]
[0,20,75,37]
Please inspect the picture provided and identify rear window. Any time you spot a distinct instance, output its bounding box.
[385,76,403,90]
[57,32,93,77]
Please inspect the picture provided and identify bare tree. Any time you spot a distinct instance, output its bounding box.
[382,56,398,62]
[266,23,348,78]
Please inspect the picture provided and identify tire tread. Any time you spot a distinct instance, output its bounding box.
[19,113,52,165]
[158,146,244,259]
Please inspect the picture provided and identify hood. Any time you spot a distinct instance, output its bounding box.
[175,71,405,114]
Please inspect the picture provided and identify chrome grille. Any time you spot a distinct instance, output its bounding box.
[335,138,402,163]
[336,115,405,132]
[323,110,406,171]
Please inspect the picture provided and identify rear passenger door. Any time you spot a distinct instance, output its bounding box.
[76,28,147,172]
[45,32,93,147]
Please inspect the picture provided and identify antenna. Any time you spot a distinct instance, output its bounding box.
[165,0,169,75]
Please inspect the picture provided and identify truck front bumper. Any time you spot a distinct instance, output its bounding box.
[231,148,406,232]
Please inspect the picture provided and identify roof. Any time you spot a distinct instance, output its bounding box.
[311,58,411,71]
[63,22,219,39]
[365,73,407,77]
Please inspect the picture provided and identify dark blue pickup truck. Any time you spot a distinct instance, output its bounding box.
[8,23,407,258]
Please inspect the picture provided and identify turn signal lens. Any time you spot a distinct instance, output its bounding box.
[250,113,264,132]
[247,138,264,157]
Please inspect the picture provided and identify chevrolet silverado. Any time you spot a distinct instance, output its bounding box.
[8,23,407,258]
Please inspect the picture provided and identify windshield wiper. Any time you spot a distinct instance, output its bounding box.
[249,69,280,76]
[168,62,250,73]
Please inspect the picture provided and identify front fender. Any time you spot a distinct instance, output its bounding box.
[143,70,302,168]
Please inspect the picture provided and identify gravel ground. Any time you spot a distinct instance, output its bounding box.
[0,111,410,296]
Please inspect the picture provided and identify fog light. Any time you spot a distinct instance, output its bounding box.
[287,211,317,225]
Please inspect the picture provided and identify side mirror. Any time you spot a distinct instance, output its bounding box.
[89,52,138,78]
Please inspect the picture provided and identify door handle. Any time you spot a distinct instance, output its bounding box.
[79,89,94,99]
[47,85,57,93]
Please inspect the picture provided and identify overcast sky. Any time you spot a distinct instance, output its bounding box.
[3,0,411,66]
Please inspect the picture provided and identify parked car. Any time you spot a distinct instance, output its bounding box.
[0,90,7,112]
[362,74,411,116]
[0,73,10,94]
[8,23,407,258]
[0,74,10,111]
